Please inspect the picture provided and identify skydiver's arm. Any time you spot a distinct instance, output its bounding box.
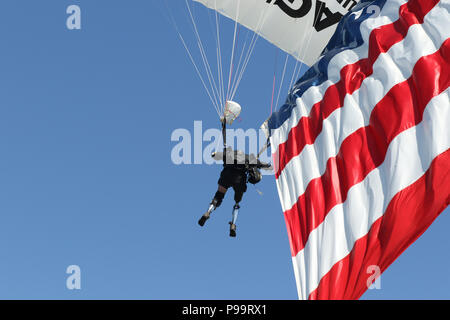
[245,153,272,170]
[251,158,272,170]
[258,161,273,170]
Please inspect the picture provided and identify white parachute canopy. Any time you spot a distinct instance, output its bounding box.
[193,0,358,66]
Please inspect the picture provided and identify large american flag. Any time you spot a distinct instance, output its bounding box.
[267,0,449,300]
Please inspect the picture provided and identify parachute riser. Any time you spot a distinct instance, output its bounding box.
[222,119,227,164]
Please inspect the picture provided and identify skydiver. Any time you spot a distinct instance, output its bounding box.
[198,123,272,237]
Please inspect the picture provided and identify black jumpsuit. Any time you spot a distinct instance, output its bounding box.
[218,166,248,203]
[214,148,266,205]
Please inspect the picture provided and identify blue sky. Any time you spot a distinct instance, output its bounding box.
[0,0,448,299]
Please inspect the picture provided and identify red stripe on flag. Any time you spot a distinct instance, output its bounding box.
[284,39,450,257]
[307,149,450,300]
[274,0,440,179]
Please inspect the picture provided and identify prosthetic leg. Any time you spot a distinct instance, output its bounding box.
[228,183,245,237]
[229,204,239,237]
[198,191,224,226]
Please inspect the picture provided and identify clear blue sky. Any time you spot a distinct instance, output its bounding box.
[0,0,448,300]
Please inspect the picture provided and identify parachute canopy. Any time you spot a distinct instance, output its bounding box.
[193,0,359,66]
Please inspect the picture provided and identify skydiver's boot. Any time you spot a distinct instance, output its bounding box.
[198,198,220,226]
[229,204,239,237]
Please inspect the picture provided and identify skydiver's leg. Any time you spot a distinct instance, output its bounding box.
[228,175,247,237]
[228,203,239,237]
[228,191,242,237]
[199,168,232,227]
[211,185,227,209]
[198,186,228,227]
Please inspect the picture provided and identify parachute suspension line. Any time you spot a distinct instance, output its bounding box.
[205,0,225,114]
[270,50,279,116]
[288,34,308,92]
[229,4,270,101]
[229,28,258,101]
[206,1,224,114]
[228,28,251,103]
[293,10,322,85]
[177,27,221,117]
[275,53,290,112]
[214,0,226,114]
[229,31,259,101]
[226,25,241,107]
[163,0,220,116]
[232,3,271,101]
[295,2,324,83]
[288,56,300,92]
[184,0,222,113]
[289,1,325,92]
[185,0,221,109]
[226,0,241,104]
[270,71,277,115]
